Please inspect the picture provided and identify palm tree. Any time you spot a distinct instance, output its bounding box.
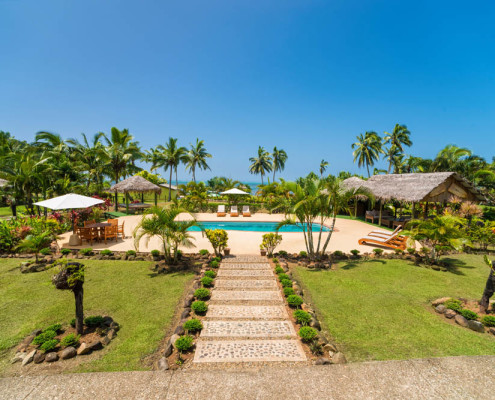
[272,147,287,182]
[16,231,54,263]
[185,139,212,183]
[249,146,272,185]
[352,131,383,177]
[383,124,412,174]
[319,160,329,177]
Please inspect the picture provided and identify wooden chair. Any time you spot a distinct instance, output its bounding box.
[108,218,118,226]
[103,225,118,244]
[84,220,96,227]
[365,211,379,224]
[117,221,125,239]
[358,233,408,250]
[79,227,99,245]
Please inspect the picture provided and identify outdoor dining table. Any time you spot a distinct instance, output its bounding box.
[85,222,112,240]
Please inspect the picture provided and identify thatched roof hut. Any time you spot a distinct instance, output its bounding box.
[108,176,162,194]
[342,176,366,190]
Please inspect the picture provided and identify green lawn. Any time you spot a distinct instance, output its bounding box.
[0,206,27,218]
[294,254,495,362]
[0,258,193,375]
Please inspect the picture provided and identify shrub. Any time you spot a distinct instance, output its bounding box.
[204,270,216,278]
[194,288,211,300]
[84,315,105,328]
[33,330,57,345]
[260,233,283,256]
[309,340,323,355]
[283,287,295,297]
[175,335,194,353]
[272,258,279,263]
[40,339,59,353]
[126,250,136,256]
[45,323,62,333]
[373,248,384,256]
[299,251,307,257]
[192,300,208,315]
[407,247,416,254]
[213,256,222,263]
[277,250,288,257]
[80,248,93,256]
[481,315,495,327]
[350,249,360,256]
[287,295,303,308]
[278,273,290,282]
[151,250,160,257]
[460,309,479,321]
[444,298,463,312]
[281,279,292,288]
[183,319,203,333]
[101,249,113,256]
[70,318,76,328]
[205,229,228,256]
[394,249,404,255]
[293,310,311,325]
[60,333,80,348]
[40,247,52,255]
[333,250,344,257]
[201,276,214,287]
[199,249,209,256]
[210,260,219,268]
[275,266,284,274]
[60,248,71,256]
[298,326,318,342]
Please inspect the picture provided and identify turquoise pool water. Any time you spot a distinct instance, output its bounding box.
[188,221,330,232]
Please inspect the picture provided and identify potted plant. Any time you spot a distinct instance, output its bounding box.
[259,245,267,256]
[224,247,231,256]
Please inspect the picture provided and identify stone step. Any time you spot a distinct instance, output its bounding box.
[217,269,274,278]
[215,279,278,290]
[206,305,288,320]
[220,263,271,270]
[193,339,306,363]
[201,320,296,338]
[222,256,268,263]
[210,290,282,302]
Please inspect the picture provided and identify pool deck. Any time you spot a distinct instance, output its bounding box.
[58,213,393,254]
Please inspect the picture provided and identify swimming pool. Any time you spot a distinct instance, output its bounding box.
[188,221,330,232]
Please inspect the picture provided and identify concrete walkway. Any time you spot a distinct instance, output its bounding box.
[1,356,494,399]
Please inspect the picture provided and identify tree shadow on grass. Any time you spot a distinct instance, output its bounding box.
[439,257,473,276]
[340,259,386,270]
[147,270,195,279]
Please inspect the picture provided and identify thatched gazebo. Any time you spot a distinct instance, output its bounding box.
[342,176,370,217]
[108,175,162,213]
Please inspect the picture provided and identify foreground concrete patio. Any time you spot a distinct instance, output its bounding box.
[1,356,493,399]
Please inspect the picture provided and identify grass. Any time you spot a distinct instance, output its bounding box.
[0,206,27,218]
[293,254,495,362]
[0,258,193,375]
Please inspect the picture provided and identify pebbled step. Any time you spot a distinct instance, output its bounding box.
[210,290,282,302]
[201,320,296,338]
[206,305,288,320]
[217,269,274,278]
[220,263,271,270]
[215,279,278,290]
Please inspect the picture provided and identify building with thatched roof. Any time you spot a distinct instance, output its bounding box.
[108,175,162,213]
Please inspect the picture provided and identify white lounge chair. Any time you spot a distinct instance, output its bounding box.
[368,226,402,239]
[242,205,251,217]
[217,205,226,217]
[230,205,239,217]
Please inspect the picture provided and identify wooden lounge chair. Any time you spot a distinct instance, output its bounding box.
[368,226,402,239]
[242,205,251,217]
[79,227,98,245]
[230,205,239,217]
[103,225,118,244]
[217,205,226,217]
[358,233,408,250]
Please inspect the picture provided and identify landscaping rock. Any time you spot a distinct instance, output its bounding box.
[21,350,36,366]
[34,352,45,364]
[30,329,42,337]
[315,357,331,365]
[107,329,117,340]
[135,257,145,261]
[455,314,469,328]
[170,334,180,350]
[17,335,35,351]
[184,295,194,308]
[331,352,347,364]
[163,343,173,357]
[77,343,91,355]
[88,340,103,351]
[444,309,457,319]
[310,318,321,331]
[101,336,111,346]
[489,327,495,336]
[193,281,201,290]
[181,308,191,320]
[60,346,77,360]
[11,352,26,364]
[157,357,169,370]
[323,343,337,353]
[174,325,185,335]
[467,320,485,333]
[45,352,59,362]
[435,305,446,314]
[103,316,114,326]
[110,322,120,331]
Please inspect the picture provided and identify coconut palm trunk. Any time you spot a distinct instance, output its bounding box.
[480,265,495,313]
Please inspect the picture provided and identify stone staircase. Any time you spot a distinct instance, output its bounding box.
[193,255,306,364]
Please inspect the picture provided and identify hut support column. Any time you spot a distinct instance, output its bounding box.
[141,193,144,203]
[379,200,383,226]
[423,202,428,219]
[154,192,157,206]
[411,202,415,219]
[125,192,129,215]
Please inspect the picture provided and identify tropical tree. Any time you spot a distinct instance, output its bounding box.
[15,231,54,263]
[352,131,383,177]
[271,147,288,182]
[249,146,272,185]
[319,160,329,177]
[186,139,212,183]
[383,124,412,174]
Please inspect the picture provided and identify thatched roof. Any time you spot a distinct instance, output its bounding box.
[158,183,178,191]
[0,178,8,188]
[108,176,162,193]
[342,176,366,190]
[343,172,484,203]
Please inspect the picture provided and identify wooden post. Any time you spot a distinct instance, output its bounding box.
[411,202,415,219]
[125,192,129,215]
[141,192,144,203]
[379,200,383,226]
[423,202,428,219]
[154,192,157,206]
[354,200,358,219]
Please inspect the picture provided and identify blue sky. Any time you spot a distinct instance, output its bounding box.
[1,0,494,182]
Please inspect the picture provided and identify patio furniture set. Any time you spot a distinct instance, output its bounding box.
[77,219,125,245]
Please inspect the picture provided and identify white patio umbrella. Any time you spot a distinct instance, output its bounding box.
[220,188,249,195]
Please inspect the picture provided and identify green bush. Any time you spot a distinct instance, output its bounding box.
[275,266,284,274]
[183,318,203,333]
[45,323,62,333]
[60,248,71,256]
[407,247,416,254]
[283,287,295,297]
[126,250,136,256]
[373,248,384,256]
[213,256,222,263]
[84,315,105,328]
[60,333,80,348]
[350,249,360,256]
[70,318,76,328]
[481,315,495,327]
[191,300,208,315]
[460,309,479,321]
[199,249,209,256]
[278,273,290,282]
[175,335,194,353]
[333,250,344,257]
[298,326,318,342]
[299,251,308,257]
[201,276,214,287]
[281,279,293,288]
[204,270,216,278]
[272,258,279,263]
[40,247,52,255]
[151,249,160,257]
[293,310,311,325]
[40,339,59,353]
[101,249,113,256]
[277,250,288,257]
[394,249,404,255]
[287,295,303,308]
[80,248,93,256]
[194,288,211,300]
[444,298,463,312]
[210,260,219,268]
[33,330,57,345]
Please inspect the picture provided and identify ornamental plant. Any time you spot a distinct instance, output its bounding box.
[194,288,211,300]
[283,287,295,297]
[444,298,463,312]
[481,315,495,327]
[204,270,216,278]
[287,295,303,308]
[201,276,214,287]
[278,273,290,282]
[60,248,71,256]
[80,248,93,256]
[460,309,479,321]
[298,326,318,342]
[40,339,59,353]
[151,249,160,257]
[84,315,105,327]
[293,310,311,326]
[175,335,194,353]
[191,300,208,315]
[281,279,292,288]
[275,266,284,274]
[199,249,209,256]
[33,330,57,346]
[60,333,80,348]
[205,229,228,256]
[45,323,62,333]
[101,249,112,256]
[183,319,203,333]
[126,250,136,256]
[260,233,283,257]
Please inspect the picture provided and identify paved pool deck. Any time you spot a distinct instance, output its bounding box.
[2,356,494,399]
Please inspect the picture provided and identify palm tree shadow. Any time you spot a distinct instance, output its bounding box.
[147,270,196,279]
[440,257,472,276]
[340,259,386,270]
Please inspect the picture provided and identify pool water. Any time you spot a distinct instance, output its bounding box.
[188,221,330,232]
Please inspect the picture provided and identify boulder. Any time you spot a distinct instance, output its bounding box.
[184,295,194,308]
[11,352,26,364]
[134,257,145,261]
[455,315,469,328]
[34,352,45,364]
[323,343,337,353]
[489,327,495,336]
[30,329,42,337]
[163,343,173,357]
[174,325,185,335]
[103,316,114,326]
[21,350,36,366]
[17,335,35,351]
[107,329,117,340]
[101,336,111,346]
[180,308,191,320]
[45,352,59,362]
[60,346,77,360]
[467,320,485,333]
[88,340,103,351]
[77,343,91,355]
[110,322,120,332]
[331,352,347,364]
[435,305,446,314]
[444,309,457,319]
[315,357,331,365]
[170,334,180,350]
[157,357,169,370]
[310,318,321,331]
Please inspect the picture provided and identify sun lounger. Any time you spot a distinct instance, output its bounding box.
[358,233,408,250]
[230,205,239,217]
[217,205,226,217]
[242,205,251,217]
[368,226,402,239]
